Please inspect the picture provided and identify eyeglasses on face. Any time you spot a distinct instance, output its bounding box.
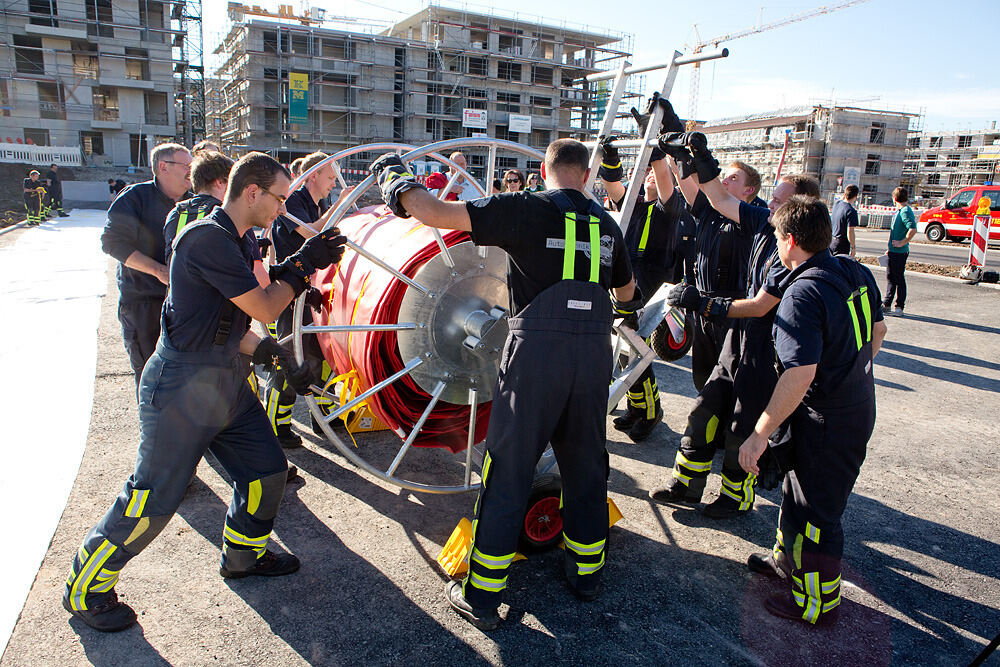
[505,178,521,183]
[261,188,287,204]
[163,160,192,171]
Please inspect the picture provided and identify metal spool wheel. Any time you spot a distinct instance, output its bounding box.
[283,139,545,495]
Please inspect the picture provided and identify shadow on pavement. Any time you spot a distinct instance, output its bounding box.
[875,351,1000,393]
[900,313,1000,336]
[881,339,1000,373]
[67,619,170,666]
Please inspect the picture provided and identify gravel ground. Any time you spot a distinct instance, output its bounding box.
[3,261,999,666]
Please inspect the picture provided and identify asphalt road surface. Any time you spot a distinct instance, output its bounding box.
[3,259,999,665]
[854,228,996,268]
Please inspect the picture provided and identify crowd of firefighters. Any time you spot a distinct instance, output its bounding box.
[51,93,887,636]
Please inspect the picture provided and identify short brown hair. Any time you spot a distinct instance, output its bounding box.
[225,152,290,202]
[299,151,330,178]
[844,184,859,199]
[191,151,235,193]
[773,195,832,253]
[780,173,821,198]
[191,140,220,155]
[289,157,305,177]
[893,186,908,203]
[545,138,589,174]
[730,160,761,198]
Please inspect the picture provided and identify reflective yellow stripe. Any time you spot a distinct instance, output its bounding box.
[564,535,605,556]
[805,522,821,544]
[470,548,515,570]
[247,479,262,516]
[70,540,117,611]
[675,451,711,473]
[577,552,605,575]
[124,489,149,518]
[823,595,841,612]
[468,571,507,592]
[223,525,269,555]
[847,296,863,350]
[821,575,841,594]
[643,378,656,419]
[793,533,803,570]
[859,286,872,342]
[176,209,189,235]
[588,218,600,283]
[671,468,692,484]
[638,205,654,254]
[802,572,821,624]
[705,415,719,444]
[563,214,577,279]
[600,160,622,170]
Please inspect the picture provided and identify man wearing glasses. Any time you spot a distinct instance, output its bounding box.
[101,142,193,388]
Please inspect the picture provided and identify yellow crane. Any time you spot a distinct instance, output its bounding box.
[686,0,870,122]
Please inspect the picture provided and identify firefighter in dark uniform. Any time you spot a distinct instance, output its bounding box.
[263,151,339,447]
[738,195,886,626]
[101,143,193,388]
[163,151,234,264]
[369,139,636,631]
[653,141,822,518]
[46,163,69,217]
[598,135,692,442]
[63,153,348,632]
[22,170,44,225]
[670,138,766,391]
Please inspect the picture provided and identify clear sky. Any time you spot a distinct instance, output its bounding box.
[203,0,999,133]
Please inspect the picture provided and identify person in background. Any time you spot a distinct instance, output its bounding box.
[109,178,127,197]
[883,186,917,316]
[45,163,69,217]
[501,168,525,193]
[525,172,545,192]
[192,140,221,155]
[830,184,859,256]
[23,170,44,226]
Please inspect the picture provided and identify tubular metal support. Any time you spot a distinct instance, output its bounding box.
[465,388,478,489]
[387,381,447,476]
[585,48,729,82]
[346,239,433,296]
[301,323,419,334]
[322,356,425,423]
[584,60,630,194]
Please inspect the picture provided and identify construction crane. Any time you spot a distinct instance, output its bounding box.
[225,2,390,28]
[686,0,870,122]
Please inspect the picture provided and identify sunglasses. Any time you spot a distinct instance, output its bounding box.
[505,178,521,183]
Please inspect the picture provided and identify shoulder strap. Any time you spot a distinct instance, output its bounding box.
[542,190,604,284]
[797,258,873,351]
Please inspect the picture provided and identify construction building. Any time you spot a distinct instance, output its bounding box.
[0,0,194,168]
[206,3,636,178]
[902,126,1000,202]
[700,105,915,204]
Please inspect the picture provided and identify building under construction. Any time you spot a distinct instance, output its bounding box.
[0,0,201,168]
[700,105,915,204]
[902,126,1000,202]
[206,3,635,177]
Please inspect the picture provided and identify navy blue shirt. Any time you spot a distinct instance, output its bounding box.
[615,190,692,295]
[466,189,632,315]
[691,192,768,297]
[100,179,179,303]
[163,208,260,353]
[772,250,884,401]
[272,186,328,262]
[830,199,858,255]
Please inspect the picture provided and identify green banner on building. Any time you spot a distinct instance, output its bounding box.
[288,72,309,124]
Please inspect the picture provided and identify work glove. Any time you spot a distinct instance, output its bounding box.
[685,131,721,184]
[597,135,623,183]
[756,433,795,490]
[630,93,685,136]
[257,235,272,255]
[304,286,324,310]
[666,284,731,321]
[252,337,314,395]
[369,153,428,218]
[612,287,644,332]
[270,228,347,295]
[658,132,697,179]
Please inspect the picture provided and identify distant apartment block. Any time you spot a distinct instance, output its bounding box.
[903,126,1000,201]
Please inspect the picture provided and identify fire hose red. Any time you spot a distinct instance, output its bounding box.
[311,205,491,453]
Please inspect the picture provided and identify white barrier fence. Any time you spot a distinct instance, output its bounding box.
[0,144,82,167]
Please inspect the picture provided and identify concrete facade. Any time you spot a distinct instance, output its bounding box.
[700,105,914,204]
[902,127,1000,202]
[0,0,182,168]
[206,6,632,178]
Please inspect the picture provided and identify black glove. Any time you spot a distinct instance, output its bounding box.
[271,228,347,295]
[630,93,684,136]
[597,136,623,182]
[257,235,271,255]
[756,436,795,490]
[369,153,428,218]
[612,286,644,331]
[666,284,731,321]
[649,144,667,163]
[304,286,324,310]
[657,132,697,179]
[685,131,721,184]
[252,337,313,395]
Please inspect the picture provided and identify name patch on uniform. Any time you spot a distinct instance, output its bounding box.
[567,299,592,311]
[546,238,591,251]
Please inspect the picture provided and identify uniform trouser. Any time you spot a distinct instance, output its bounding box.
[624,262,663,418]
[690,312,731,391]
[23,196,40,225]
[49,187,63,214]
[883,252,907,310]
[259,310,333,433]
[773,399,874,624]
[118,298,164,390]
[65,344,288,613]
[671,325,760,507]
[462,329,611,609]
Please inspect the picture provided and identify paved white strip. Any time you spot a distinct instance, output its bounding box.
[0,211,108,653]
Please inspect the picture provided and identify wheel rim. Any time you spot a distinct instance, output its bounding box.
[524,496,563,543]
[667,328,687,350]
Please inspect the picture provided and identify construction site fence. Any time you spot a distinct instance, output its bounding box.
[0,145,82,167]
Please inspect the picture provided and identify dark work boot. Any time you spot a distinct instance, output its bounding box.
[276,424,302,449]
[747,551,791,580]
[612,405,643,432]
[649,480,702,505]
[764,591,839,626]
[220,550,300,579]
[63,589,137,632]
[702,494,751,520]
[564,560,601,602]
[286,465,300,482]
[445,580,500,631]
[627,403,663,442]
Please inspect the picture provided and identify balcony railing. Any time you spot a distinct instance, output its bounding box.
[145,111,169,125]
[94,107,120,121]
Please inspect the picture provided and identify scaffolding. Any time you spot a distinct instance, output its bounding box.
[902,126,1000,200]
[174,0,206,146]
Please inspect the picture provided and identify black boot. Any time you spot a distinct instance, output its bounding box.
[649,480,702,505]
[702,494,751,519]
[612,405,643,432]
[276,424,302,449]
[747,551,791,580]
[220,550,300,579]
[627,403,663,442]
[63,589,137,632]
[445,580,500,631]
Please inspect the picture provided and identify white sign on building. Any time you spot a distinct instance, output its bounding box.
[508,114,532,133]
[843,167,861,188]
[463,109,488,129]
